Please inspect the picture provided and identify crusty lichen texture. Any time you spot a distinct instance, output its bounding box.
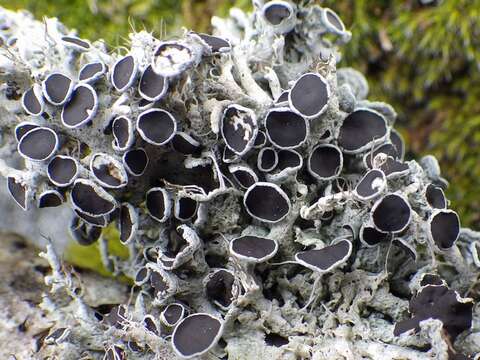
[0,1,479,359]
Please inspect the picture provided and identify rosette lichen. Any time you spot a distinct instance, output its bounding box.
[0,1,479,359]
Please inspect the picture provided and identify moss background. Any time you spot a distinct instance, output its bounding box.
[2,0,479,231]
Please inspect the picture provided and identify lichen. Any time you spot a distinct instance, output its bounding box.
[0,1,479,359]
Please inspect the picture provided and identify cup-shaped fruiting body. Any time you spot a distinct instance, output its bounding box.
[222,146,240,164]
[136,108,177,146]
[265,107,309,149]
[61,35,90,51]
[174,197,198,222]
[363,143,400,169]
[38,189,64,208]
[171,313,224,359]
[134,266,150,286]
[394,283,473,341]
[371,194,412,234]
[338,108,389,154]
[274,90,289,107]
[70,179,118,217]
[257,147,278,172]
[160,303,188,327]
[152,41,196,78]
[78,61,107,83]
[359,224,390,247]
[18,127,58,161]
[425,184,447,209]
[47,155,79,187]
[276,149,302,171]
[7,176,31,211]
[14,121,39,142]
[137,98,154,111]
[261,1,296,34]
[427,209,460,250]
[307,144,343,181]
[175,154,227,201]
[171,132,201,156]
[146,263,179,301]
[111,116,135,152]
[143,246,160,263]
[243,182,291,223]
[142,314,160,336]
[61,83,98,128]
[90,153,128,189]
[321,8,351,41]
[266,149,303,183]
[69,216,102,246]
[420,273,446,287]
[380,156,410,179]
[221,104,258,156]
[138,64,169,102]
[158,225,201,270]
[190,32,231,55]
[145,187,171,223]
[295,239,352,273]
[229,164,259,190]
[21,84,44,116]
[353,169,386,201]
[42,72,74,106]
[253,130,267,149]
[230,235,278,263]
[111,54,138,92]
[118,203,138,245]
[75,209,108,227]
[289,73,330,119]
[123,148,149,176]
[204,268,238,310]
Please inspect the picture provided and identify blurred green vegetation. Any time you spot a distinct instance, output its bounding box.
[2,0,176,47]
[64,223,130,278]
[1,0,251,46]
[2,0,479,230]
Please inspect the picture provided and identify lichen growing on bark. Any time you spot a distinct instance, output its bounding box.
[0,1,479,359]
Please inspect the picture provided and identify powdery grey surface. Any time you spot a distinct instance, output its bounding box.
[0,181,72,251]
[0,233,131,360]
[0,1,479,359]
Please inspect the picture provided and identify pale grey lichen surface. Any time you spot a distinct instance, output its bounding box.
[0,1,479,359]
